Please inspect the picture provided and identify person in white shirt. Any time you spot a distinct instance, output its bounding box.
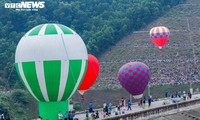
[58,111,63,120]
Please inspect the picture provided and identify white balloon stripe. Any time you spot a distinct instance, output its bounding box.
[54,24,64,35]
[57,60,69,101]
[18,63,40,101]
[38,24,47,36]
[36,61,49,102]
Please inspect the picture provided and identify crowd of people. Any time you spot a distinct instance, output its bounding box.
[92,58,200,89]
[85,96,153,119]
[36,111,76,120]
[91,29,200,89]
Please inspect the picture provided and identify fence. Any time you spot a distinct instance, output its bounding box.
[103,98,200,120]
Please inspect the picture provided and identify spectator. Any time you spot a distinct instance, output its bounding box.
[64,111,68,120]
[127,100,132,110]
[165,91,168,98]
[143,96,146,108]
[91,111,95,119]
[114,106,118,115]
[58,111,63,120]
[95,111,99,119]
[89,102,93,113]
[183,91,186,101]
[148,95,152,108]
[188,91,192,99]
[108,102,112,112]
[85,111,89,120]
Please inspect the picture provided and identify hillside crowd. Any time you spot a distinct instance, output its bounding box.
[92,58,200,89]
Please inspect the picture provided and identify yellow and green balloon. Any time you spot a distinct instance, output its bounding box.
[15,24,88,120]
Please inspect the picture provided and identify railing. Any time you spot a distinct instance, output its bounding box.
[103,98,200,120]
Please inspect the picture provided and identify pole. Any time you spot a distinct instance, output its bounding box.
[148,84,150,96]
[130,94,132,103]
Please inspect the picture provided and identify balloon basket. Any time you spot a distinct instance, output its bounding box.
[39,101,68,120]
[81,95,84,100]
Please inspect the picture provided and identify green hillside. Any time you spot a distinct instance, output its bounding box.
[0,0,185,89]
[94,0,200,90]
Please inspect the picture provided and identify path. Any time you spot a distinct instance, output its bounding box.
[75,94,200,120]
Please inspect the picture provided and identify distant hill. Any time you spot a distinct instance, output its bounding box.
[94,0,200,89]
[0,0,185,89]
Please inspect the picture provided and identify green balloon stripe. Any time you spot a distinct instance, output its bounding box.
[22,62,45,101]
[57,24,73,34]
[28,24,44,36]
[26,24,74,36]
[45,24,58,35]
[15,63,33,97]
[43,60,61,101]
[61,60,82,101]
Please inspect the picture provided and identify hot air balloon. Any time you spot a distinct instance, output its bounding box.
[118,62,150,99]
[78,54,100,100]
[15,24,88,120]
[150,26,170,49]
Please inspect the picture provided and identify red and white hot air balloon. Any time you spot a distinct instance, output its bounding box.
[150,26,170,49]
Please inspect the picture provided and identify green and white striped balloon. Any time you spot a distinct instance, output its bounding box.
[15,23,88,102]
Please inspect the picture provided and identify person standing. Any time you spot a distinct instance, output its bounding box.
[69,111,75,120]
[121,97,124,107]
[108,102,112,112]
[148,95,152,108]
[91,111,96,119]
[85,111,89,120]
[103,102,107,111]
[143,96,146,109]
[171,91,174,98]
[95,111,99,119]
[114,106,118,115]
[165,91,168,98]
[178,91,181,98]
[138,99,143,107]
[183,91,186,101]
[188,91,192,99]
[58,111,63,120]
[127,100,132,110]
[89,102,93,113]
[105,104,108,113]
[64,111,68,120]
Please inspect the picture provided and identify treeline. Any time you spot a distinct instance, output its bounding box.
[0,0,185,88]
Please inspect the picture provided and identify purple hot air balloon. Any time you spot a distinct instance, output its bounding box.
[118,62,150,99]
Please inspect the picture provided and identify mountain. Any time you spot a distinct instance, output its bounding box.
[94,0,200,90]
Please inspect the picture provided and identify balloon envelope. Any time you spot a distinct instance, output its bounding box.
[150,26,170,49]
[118,62,150,99]
[78,54,100,95]
[15,23,88,102]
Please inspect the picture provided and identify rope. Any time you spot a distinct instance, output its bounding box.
[187,17,198,83]
[60,33,83,109]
